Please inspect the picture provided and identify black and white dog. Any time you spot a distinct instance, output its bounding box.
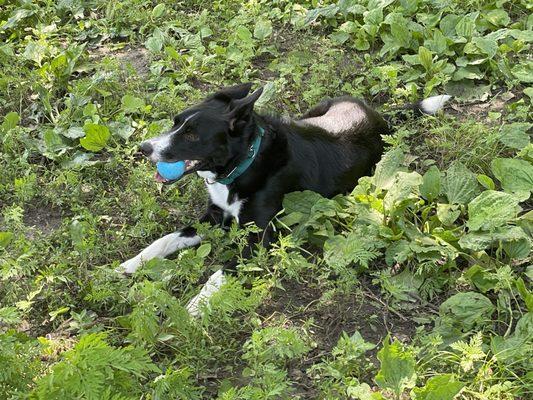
[118,83,450,314]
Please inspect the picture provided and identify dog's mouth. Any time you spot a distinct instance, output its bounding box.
[154,160,203,184]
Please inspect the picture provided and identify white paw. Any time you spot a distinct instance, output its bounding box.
[116,257,142,274]
[186,270,226,316]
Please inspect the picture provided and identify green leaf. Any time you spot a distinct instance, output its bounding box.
[458,226,530,253]
[80,123,111,152]
[236,26,253,44]
[491,158,533,195]
[512,61,533,83]
[471,37,498,58]
[420,166,441,201]
[467,190,521,231]
[121,95,145,114]
[464,265,498,293]
[437,204,460,226]
[476,174,495,190]
[375,335,417,397]
[453,66,483,81]
[418,46,433,71]
[455,13,478,38]
[373,148,405,191]
[196,243,211,258]
[145,28,164,52]
[253,19,272,41]
[439,292,494,330]
[1,111,20,132]
[443,161,479,204]
[412,374,464,400]
[485,9,510,27]
[0,231,14,248]
[151,4,165,18]
[498,123,532,150]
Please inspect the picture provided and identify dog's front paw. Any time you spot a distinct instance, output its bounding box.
[116,257,142,274]
[186,270,225,316]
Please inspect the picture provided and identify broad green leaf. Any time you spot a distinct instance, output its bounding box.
[458,226,530,253]
[61,152,97,169]
[425,29,447,54]
[80,123,111,152]
[442,161,479,204]
[151,4,165,18]
[455,13,478,38]
[363,8,383,26]
[347,383,384,400]
[437,204,460,226]
[485,9,510,27]
[512,61,533,83]
[420,166,441,201]
[0,231,14,248]
[44,129,70,155]
[491,158,533,195]
[373,148,405,191]
[375,335,417,397]
[384,171,422,211]
[471,37,497,58]
[196,243,211,258]
[418,46,433,71]
[464,265,498,293]
[145,28,164,52]
[1,111,20,132]
[253,19,272,41]
[412,374,464,400]
[439,292,494,330]
[476,174,495,190]
[236,26,253,44]
[121,95,145,114]
[453,66,483,81]
[329,31,350,45]
[467,190,521,231]
[22,41,47,65]
[498,123,532,150]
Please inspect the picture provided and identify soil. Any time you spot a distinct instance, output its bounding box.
[23,202,64,238]
[257,277,422,398]
[89,45,151,76]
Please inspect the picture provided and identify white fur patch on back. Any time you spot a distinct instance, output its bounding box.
[420,95,452,115]
[197,171,243,222]
[298,101,367,134]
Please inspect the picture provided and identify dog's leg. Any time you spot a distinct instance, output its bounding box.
[185,223,275,315]
[186,269,226,316]
[118,231,202,274]
[118,205,223,274]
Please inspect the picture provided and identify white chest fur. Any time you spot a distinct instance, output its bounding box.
[197,171,243,221]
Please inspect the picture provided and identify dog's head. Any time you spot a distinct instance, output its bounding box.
[140,83,263,183]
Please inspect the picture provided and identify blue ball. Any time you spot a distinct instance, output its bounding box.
[156,161,185,180]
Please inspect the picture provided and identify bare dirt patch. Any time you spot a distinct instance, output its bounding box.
[23,203,63,238]
[258,277,423,397]
[90,45,151,76]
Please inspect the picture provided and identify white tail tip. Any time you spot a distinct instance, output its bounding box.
[420,95,452,115]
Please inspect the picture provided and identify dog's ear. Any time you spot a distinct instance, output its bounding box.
[228,87,263,131]
[213,83,253,102]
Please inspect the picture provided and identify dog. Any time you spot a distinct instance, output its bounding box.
[118,83,450,315]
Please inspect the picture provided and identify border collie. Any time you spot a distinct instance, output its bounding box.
[118,83,450,315]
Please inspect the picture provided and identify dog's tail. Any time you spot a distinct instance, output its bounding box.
[384,94,452,124]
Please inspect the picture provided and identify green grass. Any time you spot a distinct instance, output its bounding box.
[1,1,532,399]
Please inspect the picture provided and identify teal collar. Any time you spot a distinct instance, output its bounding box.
[216,125,265,185]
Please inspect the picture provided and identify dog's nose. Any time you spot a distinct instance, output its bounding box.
[139,142,153,157]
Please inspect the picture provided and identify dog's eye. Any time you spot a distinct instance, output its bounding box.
[183,130,199,142]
